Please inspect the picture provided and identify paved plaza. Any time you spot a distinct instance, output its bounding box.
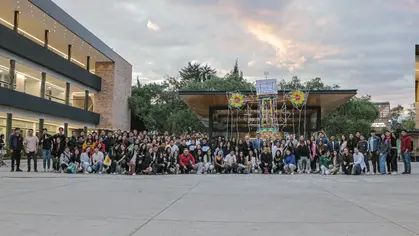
[0,162,418,236]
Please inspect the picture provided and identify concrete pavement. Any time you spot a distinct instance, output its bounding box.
[0,162,418,236]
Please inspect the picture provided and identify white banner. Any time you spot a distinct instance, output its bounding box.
[256,79,277,95]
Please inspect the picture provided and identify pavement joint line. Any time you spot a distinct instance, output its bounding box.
[0,179,90,200]
[0,210,147,221]
[309,180,419,236]
[126,180,203,236]
[152,218,409,224]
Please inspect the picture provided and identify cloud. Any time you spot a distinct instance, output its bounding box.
[147,20,160,32]
[53,0,419,108]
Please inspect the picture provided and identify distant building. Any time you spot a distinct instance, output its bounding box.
[415,45,419,129]
[372,102,390,131]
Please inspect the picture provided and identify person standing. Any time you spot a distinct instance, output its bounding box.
[327,135,340,153]
[39,128,53,172]
[9,128,24,172]
[378,133,390,175]
[24,129,39,172]
[253,132,263,153]
[400,129,411,174]
[368,130,380,175]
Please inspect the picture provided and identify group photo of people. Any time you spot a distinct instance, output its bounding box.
[1,127,413,176]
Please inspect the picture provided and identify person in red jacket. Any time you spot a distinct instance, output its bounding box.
[400,129,412,174]
[179,148,195,173]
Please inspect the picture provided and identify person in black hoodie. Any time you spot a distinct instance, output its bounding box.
[259,147,272,174]
[347,134,355,153]
[296,140,310,173]
[272,150,284,174]
[52,136,63,172]
[390,132,398,174]
[9,128,23,172]
[40,128,53,172]
[156,147,169,174]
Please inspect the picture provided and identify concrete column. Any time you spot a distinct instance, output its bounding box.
[64,123,68,137]
[13,11,19,32]
[40,72,46,98]
[6,113,12,146]
[9,60,16,90]
[84,90,89,110]
[65,82,70,105]
[39,119,44,136]
[44,30,49,49]
[67,45,72,61]
[86,56,90,71]
[316,107,321,131]
[208,107,213,140]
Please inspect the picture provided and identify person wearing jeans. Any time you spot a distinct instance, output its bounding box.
[400,130,412,174]
[92,147,104,174]
[367,130,380,175]
[40,128,53,172]
[378,134,390,174]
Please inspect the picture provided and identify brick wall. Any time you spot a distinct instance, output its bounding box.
[94,58,132,131]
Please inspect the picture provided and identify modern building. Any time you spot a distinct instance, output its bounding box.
[371,102,391,131]
[416,44,419,129]
[179,90,357,139]
[0,0,132,139]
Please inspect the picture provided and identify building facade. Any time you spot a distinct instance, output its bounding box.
[371,102,391,131]
[415,45,419,129]
[0,0,132,139]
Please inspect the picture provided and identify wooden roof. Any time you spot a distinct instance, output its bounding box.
[179,90,357,128]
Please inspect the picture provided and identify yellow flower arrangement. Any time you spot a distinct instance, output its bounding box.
[289,90,306,107]
[228,92,245,109]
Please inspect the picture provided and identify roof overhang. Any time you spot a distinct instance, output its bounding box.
[179,90,357,129]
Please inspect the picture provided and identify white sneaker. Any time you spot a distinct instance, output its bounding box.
[367,172,370,175]
[98,172,102,174]
[391,172,397,175]
[132,173,136,176]
[83,171,88,174]
[279,171,283,175]
[291,172,295,175]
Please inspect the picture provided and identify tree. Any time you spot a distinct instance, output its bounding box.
[225,58,244,82]
[278,76,340,90]
[390,104,404,130]
[129,77,206,134]
[179,62,216,83]
[278,77,379,136]
[401,103,416,130]
[182,75,255,91]
[322,99,380,137]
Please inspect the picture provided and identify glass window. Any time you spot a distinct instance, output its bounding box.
[0,55,10,88]
[69,84,85,110]
[45,75,66,104]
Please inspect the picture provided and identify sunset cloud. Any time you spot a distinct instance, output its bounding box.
[54,0,419,108]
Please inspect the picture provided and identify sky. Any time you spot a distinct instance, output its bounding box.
[52,0,419,108]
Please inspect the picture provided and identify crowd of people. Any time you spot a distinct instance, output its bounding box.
[1,127,413,175]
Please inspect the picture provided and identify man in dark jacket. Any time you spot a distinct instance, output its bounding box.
[40,128,53,171]
[327,135,340,153]
[9,127,24,172]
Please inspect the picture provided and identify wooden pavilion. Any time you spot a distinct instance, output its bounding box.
[179,90,357,139]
